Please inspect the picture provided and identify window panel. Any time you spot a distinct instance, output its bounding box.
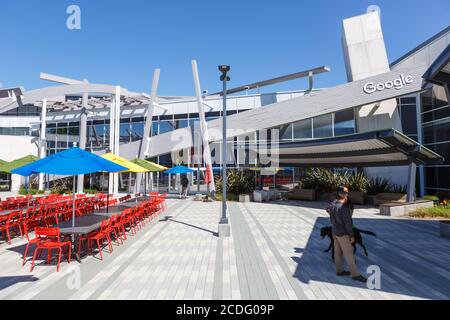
[293,119,312,139]
[130,122,144,141]
[423,122,450,144]
[334,109,355,136]
[279,124,293,141]
[400,105,417,135]
[313,114,332,138]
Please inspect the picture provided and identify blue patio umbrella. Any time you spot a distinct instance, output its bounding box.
[164,165,195,174]
[12,147,127,229]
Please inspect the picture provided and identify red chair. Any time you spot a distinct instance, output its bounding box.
[113,213,127,243]
[4,211,23,243]
[122,208,137,236]
[107,215,121,245]
[78,219,112,260]
[22,223,40,266]
[30,228,72,272]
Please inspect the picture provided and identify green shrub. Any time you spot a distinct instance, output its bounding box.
[301,168,350,193]
[409,205,450,218]
[83,188,99,194]
[215,169,255,197]
[389,184,407,194]
[18,185,44,195]
[348,172,369,193]
[366,177,391,195]
[423,195,439,201]
[50,177,72,194]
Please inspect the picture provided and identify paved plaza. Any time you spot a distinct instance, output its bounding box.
[0,199,449,300]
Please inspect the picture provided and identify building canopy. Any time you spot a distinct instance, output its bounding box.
[254,129,444,168]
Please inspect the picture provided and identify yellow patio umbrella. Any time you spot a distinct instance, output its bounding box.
[101,153,150,208]
[101,153,149,173]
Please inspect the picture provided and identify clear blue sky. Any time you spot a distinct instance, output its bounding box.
[0,0,449,96]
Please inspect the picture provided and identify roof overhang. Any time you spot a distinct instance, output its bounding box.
[423,44,450,86]
[252,129,444,168]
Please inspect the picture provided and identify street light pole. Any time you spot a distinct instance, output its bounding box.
[218,65,231,237]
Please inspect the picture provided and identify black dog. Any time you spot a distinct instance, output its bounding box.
[320,226,376,261]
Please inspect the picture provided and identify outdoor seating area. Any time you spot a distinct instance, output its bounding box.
[1,191,168,272]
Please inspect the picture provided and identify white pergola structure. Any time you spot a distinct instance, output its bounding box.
[0,65,218,195]
[0,76,159,194]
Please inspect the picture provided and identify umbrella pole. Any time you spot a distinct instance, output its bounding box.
[144,173,147,198]
[26,176,30,209]
[72,175,76,242]
[107,174,110,214]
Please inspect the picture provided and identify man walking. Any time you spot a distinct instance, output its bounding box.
[328,186,367,283]
[180,175,189,199]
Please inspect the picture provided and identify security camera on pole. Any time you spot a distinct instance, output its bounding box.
[218,65,231,237]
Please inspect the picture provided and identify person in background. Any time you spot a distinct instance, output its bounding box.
[327,186,367,283]
[180,175,189,199]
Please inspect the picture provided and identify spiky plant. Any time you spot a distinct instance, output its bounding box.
[348,172,369,192]
[215,169,255,196]
[366,177,391,195]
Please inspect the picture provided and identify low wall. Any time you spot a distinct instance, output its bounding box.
[379,200,434,217]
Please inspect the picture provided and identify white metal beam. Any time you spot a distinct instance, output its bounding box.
[136,69,160,193]
[40,72,86,85]
[38,98,47,191]
[192,59,216,194]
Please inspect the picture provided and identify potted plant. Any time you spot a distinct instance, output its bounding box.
[348,172,368,205]
[215,169,255,202]
[365,177,391,205]
[285,182,317,201]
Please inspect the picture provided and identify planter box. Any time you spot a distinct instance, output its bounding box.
[365,195,376,206]
[318,192,334,202]
[374,193,407,206]
[239,194,250,203]
[349,191,365,205]
[253,190,267,202]
[380,200,433,217]
[285,188,316,201]
[440,221,450,239]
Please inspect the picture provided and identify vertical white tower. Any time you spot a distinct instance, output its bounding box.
[342,10,408,186]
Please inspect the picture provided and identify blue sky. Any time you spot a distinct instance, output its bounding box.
[0,0,449,96]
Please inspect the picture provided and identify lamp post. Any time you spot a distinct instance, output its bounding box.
[218,65,231,237]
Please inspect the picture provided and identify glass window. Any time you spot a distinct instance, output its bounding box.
[92,123,106,147]
[425,166,450,190]
[175,119,189,129]
[313,114,332,138]
[423,122,450,144]
[119,123,130,144]
[189,118,200,128]
[334,109,355,136]
[422,107,450,123]
[130,122,144,141]
[159,121,175,134]
[400,105,417,135]
[293,119,312,139]
[279,124,293,141]
[426,142,450,165]
[151,121,158,136]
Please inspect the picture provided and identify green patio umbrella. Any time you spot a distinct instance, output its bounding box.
[0,155,39,203]
[130,158,167,195]
[0,155,39,173]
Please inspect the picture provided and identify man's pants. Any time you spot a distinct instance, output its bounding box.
[333,235,360,277]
